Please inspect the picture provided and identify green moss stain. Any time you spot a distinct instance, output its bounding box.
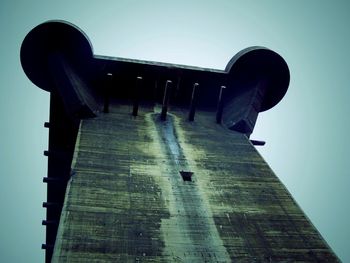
[147,112,231,262]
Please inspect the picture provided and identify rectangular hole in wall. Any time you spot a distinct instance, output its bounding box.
[179,171,193,182]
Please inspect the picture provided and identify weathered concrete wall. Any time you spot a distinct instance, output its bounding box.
[52,104,339,262]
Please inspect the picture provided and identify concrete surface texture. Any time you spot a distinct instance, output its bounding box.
[52,104,338,262]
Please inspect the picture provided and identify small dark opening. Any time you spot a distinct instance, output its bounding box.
[180,171,193,181]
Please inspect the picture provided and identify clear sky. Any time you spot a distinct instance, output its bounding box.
[1,0,349,262]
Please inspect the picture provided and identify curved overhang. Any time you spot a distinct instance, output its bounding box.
[20,21,290,116]
[225,46,290,112]
[20,20,94,92]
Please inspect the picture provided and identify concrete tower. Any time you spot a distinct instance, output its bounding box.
[21,21,339,262]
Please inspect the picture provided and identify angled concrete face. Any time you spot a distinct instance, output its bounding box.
[20,21,339,262]
[52,106,339,262]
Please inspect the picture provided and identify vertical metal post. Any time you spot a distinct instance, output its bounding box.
[104,73,113,113]
[188,83,199,121]
[160,80,172,121]
[153,79,158,102]
[132,76,142,116]
[174,74,181,99]
[216,85,226,124]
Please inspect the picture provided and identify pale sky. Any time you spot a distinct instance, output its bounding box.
[1,1,349,262]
